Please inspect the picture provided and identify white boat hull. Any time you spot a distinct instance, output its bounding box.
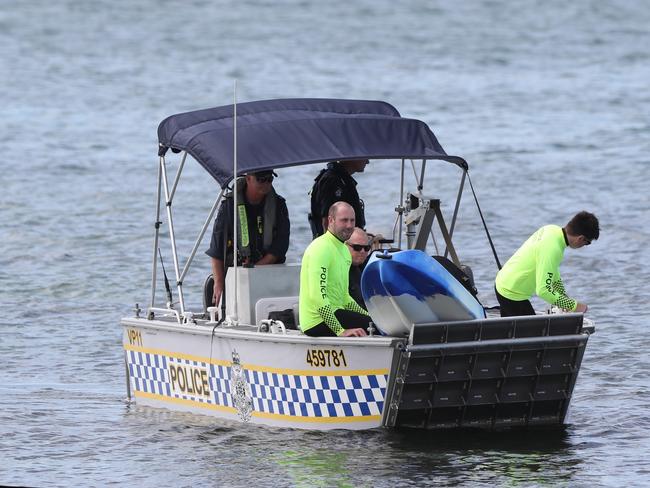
[122,317,399,430]
[122,312,593,430]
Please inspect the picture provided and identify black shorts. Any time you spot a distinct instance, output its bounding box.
[495,286,535,317]
[303,309,373,337]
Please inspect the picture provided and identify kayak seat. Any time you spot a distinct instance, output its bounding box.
[431,255,479,299]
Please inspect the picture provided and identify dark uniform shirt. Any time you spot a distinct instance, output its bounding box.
[206,193,290,266]
[310,162,365,237]
[348,264,366,310]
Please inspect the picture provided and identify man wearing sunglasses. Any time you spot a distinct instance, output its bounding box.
[206,170,290,308]
[308,159,369,238]
[347,227,371,310]
[495,211,599,317]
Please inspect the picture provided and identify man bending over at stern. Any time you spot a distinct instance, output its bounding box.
[494,211,599,317]
[206,170,290,308]
[299,202,372,337]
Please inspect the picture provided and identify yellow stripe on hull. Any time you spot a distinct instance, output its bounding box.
[124,343,389,376]
[134,391,381,424]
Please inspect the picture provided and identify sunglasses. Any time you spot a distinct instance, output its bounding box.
[348,243,371,252]
[255,175,274,183]
[583,236,592,246]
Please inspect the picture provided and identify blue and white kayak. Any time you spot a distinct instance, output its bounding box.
[361,250,486,336]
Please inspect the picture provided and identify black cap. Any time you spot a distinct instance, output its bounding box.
[249,169,278,177]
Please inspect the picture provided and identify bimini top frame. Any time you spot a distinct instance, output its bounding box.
[149,98,498,323]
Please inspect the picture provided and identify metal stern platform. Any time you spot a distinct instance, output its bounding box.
[383,313,593,429]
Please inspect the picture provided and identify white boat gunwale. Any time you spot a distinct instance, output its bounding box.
[121,316,403,348]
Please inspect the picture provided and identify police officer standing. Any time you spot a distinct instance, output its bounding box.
[206,170,290,308]
[309,159,368,238]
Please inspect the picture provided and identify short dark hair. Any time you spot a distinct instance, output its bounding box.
[566,211,600,240]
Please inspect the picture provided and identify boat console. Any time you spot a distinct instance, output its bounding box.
[223,263,301,325]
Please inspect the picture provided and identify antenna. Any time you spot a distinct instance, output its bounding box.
[231,80,239,323]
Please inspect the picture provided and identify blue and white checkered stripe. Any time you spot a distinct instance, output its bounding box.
[128,350,170,397]
[128,350,387,417]
[246,371,387,417]
[210,364,233,407]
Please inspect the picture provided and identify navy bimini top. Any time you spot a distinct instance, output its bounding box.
[157,98,466,188]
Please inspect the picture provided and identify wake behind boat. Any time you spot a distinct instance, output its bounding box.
[122,98,594,430]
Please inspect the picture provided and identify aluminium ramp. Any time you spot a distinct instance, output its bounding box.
[382,313,593,429]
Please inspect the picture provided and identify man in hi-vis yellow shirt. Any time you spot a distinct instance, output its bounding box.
[495,211,600,317]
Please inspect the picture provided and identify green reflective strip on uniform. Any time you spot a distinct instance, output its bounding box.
[238,204,249,247]
[317,304,344,336]
[232,177,278,260]
[344,299,369,316]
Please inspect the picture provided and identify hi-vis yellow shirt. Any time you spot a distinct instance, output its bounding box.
[299,231,368,335]
[495,225,577,311]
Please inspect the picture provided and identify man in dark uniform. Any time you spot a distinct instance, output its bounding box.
[309,159,368,238]
[206,170,290,307]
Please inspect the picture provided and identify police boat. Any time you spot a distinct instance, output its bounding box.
[122,98,594,430]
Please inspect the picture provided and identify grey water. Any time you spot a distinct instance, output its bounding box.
[1,0,649,486]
